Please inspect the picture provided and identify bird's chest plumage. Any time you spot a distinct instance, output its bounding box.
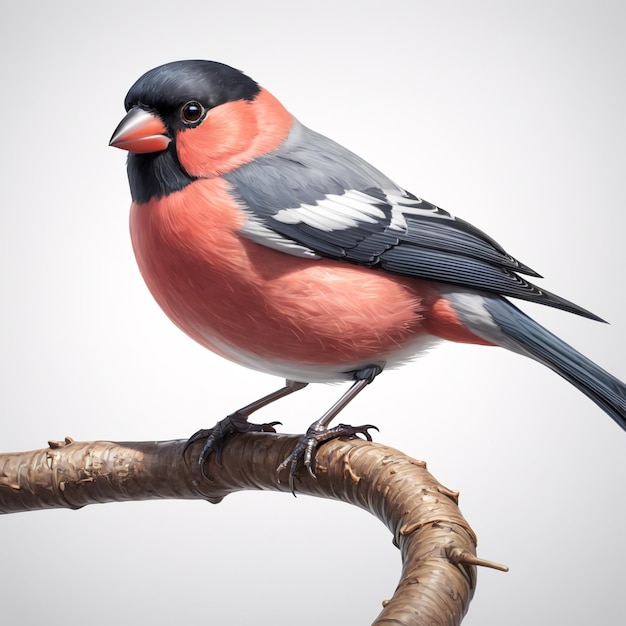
[129,179,439,379]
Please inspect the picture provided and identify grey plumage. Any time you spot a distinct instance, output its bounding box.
[226,120,603,321]
[487,297,626,429]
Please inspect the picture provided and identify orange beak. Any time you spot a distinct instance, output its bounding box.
[109,107,171,154]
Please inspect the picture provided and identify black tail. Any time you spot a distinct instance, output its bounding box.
[484,298,626,431]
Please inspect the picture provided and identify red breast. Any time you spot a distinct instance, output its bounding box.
[131,178,490,371]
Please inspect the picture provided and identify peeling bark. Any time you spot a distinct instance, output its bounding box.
[0,433,506,625]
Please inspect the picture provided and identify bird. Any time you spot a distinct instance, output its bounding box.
[109,59,626,483]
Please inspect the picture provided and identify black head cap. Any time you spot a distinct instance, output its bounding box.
[124,60,260,115]
[123,61,260,203]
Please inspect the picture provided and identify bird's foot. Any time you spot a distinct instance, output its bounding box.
[277,422,378,493]
[185,412,281,472]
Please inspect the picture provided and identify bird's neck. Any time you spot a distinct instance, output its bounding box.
[127,148,196,204]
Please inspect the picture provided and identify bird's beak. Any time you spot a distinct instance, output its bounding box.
[109,107,171,153]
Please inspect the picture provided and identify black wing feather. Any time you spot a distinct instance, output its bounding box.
[225,120,603,322]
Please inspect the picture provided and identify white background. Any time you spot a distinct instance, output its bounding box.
[1,1,625,624]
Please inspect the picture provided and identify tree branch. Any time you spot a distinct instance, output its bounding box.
[0,433,507,625]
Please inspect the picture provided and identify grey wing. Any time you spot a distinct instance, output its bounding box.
[224,120,603,322]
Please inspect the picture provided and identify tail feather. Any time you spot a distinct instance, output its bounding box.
[482,297,626,431]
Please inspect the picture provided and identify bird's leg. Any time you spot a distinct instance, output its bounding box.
[277,365,382,491]
[185,380,308,469]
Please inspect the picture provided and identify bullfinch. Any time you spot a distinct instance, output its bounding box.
[109,60,625,480]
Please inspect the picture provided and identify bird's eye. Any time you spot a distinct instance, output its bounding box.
[180,101,205,124]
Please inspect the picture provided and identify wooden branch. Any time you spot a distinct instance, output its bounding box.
[0,433,507,625]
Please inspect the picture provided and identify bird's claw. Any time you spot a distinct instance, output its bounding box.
[277,422,379,494]
[184,413,281,475]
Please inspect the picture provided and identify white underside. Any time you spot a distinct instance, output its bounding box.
[206,333,442,383]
